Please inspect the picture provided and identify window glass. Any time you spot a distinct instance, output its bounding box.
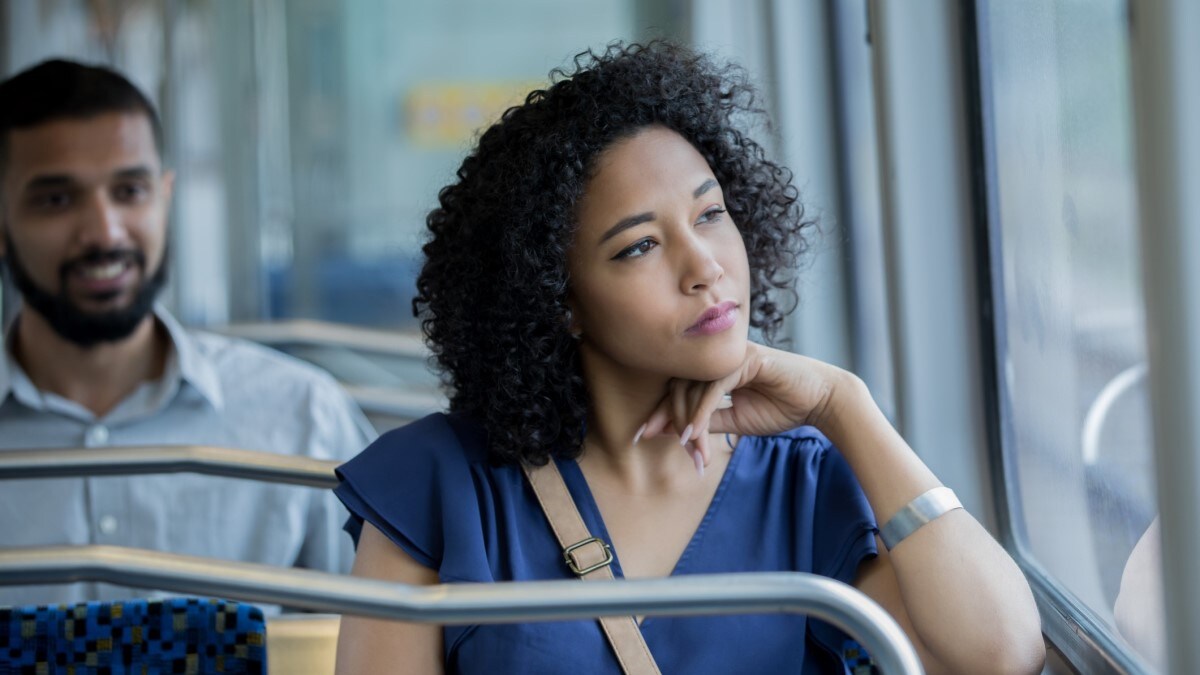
[981,0,1160,667]
[2,0,679,328]
[0,0,681,432]
[264,0,650,329]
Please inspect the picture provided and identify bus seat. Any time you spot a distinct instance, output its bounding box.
[266,613,340,674]
[0,597,266,672]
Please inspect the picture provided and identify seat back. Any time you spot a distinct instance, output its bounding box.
[0,597,266,673]
[266,613,339,675]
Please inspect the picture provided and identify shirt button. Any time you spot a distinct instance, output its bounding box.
[85,425,110,447]
[98,515,119,535]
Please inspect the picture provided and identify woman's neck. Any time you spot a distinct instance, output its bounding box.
[577,345,700,490]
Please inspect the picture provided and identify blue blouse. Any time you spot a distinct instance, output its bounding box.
[335,412,879,674]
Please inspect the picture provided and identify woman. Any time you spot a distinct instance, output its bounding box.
[334,42,1044,674]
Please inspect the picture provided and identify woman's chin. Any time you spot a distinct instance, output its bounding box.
[681,338,749,382]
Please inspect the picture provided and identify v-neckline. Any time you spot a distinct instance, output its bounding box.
[555,435,747,624]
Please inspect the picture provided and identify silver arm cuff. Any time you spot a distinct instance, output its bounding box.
[878,487,963,550]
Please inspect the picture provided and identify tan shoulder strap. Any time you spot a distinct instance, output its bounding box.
[523,461,662,675]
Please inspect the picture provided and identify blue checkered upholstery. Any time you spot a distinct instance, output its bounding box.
[841,638,878,674]
[0,597,267,673]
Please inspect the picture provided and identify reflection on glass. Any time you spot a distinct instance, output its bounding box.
[1115,516,1165,670]
[983,0,1161,668]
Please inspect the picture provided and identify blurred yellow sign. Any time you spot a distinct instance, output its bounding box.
[405,81,541,148]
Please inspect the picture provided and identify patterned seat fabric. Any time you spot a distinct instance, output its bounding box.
[842,639,879,674]
[0,597,267,674]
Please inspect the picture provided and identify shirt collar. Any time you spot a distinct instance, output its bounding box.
[153,304,224,411]
[0,304,225,412]
[0,323,29,406]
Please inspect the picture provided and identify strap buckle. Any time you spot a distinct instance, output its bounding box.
[563,536,613,576]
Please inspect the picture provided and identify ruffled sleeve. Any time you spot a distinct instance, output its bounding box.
[804,433,880,668]
[333,412,495,583]
[810,439,878,584]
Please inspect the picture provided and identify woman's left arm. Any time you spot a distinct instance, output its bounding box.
[642,343,1045,674]
[823,374,1044,675]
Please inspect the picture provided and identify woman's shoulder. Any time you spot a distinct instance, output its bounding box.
[338,411,491,476]
[734,426,858,498]
[740,425,834,457]
[333,412,505,572]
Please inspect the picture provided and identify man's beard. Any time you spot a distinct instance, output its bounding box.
[2,233,168,348]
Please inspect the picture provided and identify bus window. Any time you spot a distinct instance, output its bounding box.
[977,0,1160,669]
[0,0,682,329]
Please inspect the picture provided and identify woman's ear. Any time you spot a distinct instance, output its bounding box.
[564,298,583,339]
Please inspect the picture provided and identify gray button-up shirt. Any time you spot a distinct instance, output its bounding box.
[0,306,376,609]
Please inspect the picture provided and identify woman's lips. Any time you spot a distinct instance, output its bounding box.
[685,301,739,336]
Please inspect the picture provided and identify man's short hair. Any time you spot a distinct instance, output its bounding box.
[0,59,164,172]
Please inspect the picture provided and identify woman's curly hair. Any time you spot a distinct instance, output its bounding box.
[414,41,813,466]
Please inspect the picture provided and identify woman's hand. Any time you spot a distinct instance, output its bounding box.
[642,342,1046,672]
[639,342,859,467]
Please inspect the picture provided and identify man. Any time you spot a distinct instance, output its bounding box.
[0,60,376,608]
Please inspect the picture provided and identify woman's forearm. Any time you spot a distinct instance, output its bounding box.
[820,374,1044,672]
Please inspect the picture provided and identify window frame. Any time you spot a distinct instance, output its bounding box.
[1127,0,1200,671]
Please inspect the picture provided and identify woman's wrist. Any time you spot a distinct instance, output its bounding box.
[808,369,877,448]
[811,367,868,425]
[814,370,941,504]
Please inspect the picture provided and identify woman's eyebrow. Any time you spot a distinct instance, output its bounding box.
[600,212,655,244]
[598,178,719,245]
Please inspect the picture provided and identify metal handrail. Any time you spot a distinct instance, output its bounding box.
[1080,362,1148,466]
[0,545,923,674]
[0,448,923,671]
[0,446,338,488]
[215,320,448,422]
[341,383,445,421]
[217,320,426,357]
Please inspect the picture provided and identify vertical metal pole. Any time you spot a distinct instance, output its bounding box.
[1129,0,1200,672]
[866,0,993,522]
[213,0,265,323]
[160,0,183,316]
[764,0,852,371]
[0,0,39,328]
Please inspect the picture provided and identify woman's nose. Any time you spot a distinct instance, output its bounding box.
[679,235,725,294]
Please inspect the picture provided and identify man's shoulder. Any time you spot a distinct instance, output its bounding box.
[185,330,342,396]
[179,329,375,459]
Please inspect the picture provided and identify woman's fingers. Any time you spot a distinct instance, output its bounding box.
[639,398,675,440]
[692,431,710,477]
[685,362,750,440]
[636,381,710,476]
[678,384,724,468]
[672,382,694,443]
[637,370,749,477]
[640,379,696,441]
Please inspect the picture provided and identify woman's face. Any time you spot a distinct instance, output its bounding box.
[567,126,751,383]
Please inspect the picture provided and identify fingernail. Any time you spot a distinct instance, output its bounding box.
[679,424,693,446]
[633,424,645,445]
[691,448,705,477]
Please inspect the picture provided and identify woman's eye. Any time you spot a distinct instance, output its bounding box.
[614,238,657,260]
[698,206,727,224]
